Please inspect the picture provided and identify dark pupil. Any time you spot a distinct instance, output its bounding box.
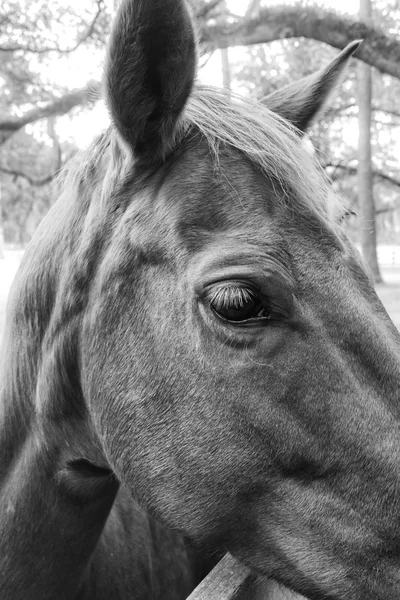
[210,289,261,322]
[217,299,259,321]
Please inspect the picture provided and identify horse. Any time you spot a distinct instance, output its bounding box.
[1,0,400,598]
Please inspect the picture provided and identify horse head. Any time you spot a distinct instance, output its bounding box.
[2,1,400,598]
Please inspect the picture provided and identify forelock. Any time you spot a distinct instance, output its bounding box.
[184,86,341,224]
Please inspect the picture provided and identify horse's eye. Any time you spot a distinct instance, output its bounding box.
[208,285,270,323]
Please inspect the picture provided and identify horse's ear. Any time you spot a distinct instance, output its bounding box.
[264,41,362,132]
[104,0,197,165]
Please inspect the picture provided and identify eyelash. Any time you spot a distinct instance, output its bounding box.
[209,285,256,310]
[206,284,271,324]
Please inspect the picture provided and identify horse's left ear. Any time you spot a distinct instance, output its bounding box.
[264,41,362,132]
[104,0,197,166]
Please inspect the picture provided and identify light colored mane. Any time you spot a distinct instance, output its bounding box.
[185,86,338,223]
[61,85,341,227]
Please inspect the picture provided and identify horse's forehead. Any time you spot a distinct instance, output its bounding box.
[156,141,281,247]
[118,138,340,275]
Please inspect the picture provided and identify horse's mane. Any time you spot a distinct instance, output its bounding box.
[61,85,337,228]
[186,86,333,220]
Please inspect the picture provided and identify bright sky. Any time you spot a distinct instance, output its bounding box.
[52,0,360,147]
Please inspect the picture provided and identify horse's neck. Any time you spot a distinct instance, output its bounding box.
[0,218,120,597]
[0,392,199,599]
[0,427,117,599]
[78,490,203,600]
[0,229,200,600]
[0,372,197,599]
[0,330,116,597]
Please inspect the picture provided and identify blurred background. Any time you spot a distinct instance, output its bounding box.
[0,0,399,337]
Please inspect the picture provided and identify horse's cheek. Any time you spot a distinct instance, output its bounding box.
[81,315,249,535]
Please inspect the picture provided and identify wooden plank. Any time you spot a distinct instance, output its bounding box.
[187,553,309,600]
[186,553,254,600]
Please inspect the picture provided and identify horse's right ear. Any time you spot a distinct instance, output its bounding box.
[104,0,196,166]
[264,41,362,132]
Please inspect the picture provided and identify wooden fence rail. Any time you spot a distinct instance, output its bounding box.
[187,553,305,600]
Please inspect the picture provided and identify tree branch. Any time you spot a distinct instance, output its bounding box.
[325,162,400,188]
[373,107,400,120]
[245,0,262,19]
[325,164,400,216]
[195,0,224,20]
[0,166,58,186]
[329,103,400,121]
[200,4,400,80]
[0,0,104,54]
[0,117,63,187]
[376,203,400,215]
[0,82,99,145]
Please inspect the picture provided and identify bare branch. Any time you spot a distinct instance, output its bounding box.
[372,106,400,120]
[376,203,400,215]
[329,103,400,121]
[0,166,58,187]
[325,162,400,188]
[324,163,400,216]
[0,82,99,145]
[245,0,261,18]
[0,117,63,187]
[200,5,400,80]
[195,0,224,19]
[0,0,104,54]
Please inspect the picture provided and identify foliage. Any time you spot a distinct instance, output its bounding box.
[1,0,400,245]
[227,28,400,244]
[0,0,111,243]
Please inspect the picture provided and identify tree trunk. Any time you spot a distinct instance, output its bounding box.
[0,184,4,260]
[221,48,231,90]
[358,0,382,283]
[220,1,231,90]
